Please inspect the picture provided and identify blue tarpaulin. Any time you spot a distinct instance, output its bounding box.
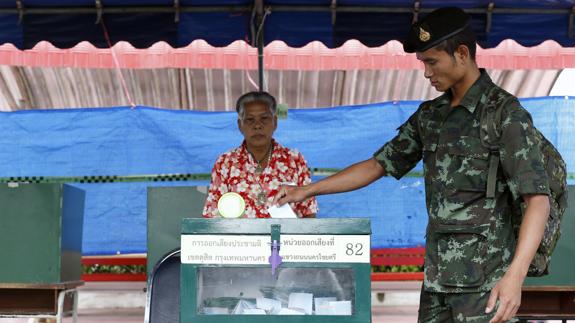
[1,97,574,254]
[0,1,574,49]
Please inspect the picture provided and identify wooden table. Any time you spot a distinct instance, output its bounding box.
[516,286,575,322]
[0,281,83,323]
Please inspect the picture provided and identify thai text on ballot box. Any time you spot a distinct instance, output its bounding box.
[180,218,371,323]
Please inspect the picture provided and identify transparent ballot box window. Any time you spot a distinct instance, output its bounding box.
[197,267,355,315]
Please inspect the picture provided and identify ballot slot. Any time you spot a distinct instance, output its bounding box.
[196,267,355,316]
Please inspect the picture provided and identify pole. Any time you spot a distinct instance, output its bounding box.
[255,0,265,91]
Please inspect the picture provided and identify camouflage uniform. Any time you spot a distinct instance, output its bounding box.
[374,69,550,322]
[418,291,495,322]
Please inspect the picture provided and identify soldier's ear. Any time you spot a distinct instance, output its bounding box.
[456,45,470,63]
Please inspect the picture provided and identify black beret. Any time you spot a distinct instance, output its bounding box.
[403,7,470,53]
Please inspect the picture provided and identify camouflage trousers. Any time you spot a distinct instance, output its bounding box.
[418,288,518,323]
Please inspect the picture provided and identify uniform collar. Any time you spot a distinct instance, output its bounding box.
[435,68,493,114]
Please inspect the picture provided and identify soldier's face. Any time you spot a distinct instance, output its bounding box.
[416,47,467,92]
[238,101,277,149]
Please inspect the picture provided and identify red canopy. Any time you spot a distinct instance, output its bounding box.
[2,39,574,70]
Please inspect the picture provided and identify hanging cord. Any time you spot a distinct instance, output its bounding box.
[16,0,24,25]
[243,5,258,90]
[486,3,495,34]
[255,7,271,91]
[255,7,271,44]
[99,15,137,108]
[331,0,337,26]
[94,0,103,24]
[173,0,180,23]
[245,5,271,91]
[412,1,420,24]
[245,65,260,90]
[569,6,574,39]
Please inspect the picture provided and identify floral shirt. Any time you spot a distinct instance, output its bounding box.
[203,139,318,218]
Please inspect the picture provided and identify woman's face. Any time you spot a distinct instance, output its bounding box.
[238,101,277,148]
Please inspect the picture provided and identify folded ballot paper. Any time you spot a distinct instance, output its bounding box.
[314,297,336,314]
[202,307,228,315]
[315,301,352,315]
[232,300,257,314]
[267,203,298,218]
[277,308,306,315]
[256,297,282,314]
[228,292,351,315]
[288,293,313,314]
[242,309,267,315]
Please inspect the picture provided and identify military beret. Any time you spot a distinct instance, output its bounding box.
[403,7,471,53]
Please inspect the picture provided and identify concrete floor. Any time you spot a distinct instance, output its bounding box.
[0,281,572,323]
[0,307,419,323]
[2,309,575,323]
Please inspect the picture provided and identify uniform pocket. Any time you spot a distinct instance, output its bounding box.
[435,223,489,287]
[447,136,489,192]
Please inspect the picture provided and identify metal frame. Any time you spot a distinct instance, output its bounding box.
[0,5,573,15]
[0,288,79,323]
[144,248,181,323]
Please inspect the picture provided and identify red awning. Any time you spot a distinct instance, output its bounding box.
[2,39,574,70]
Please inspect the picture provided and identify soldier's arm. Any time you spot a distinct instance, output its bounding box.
[487,101,551,323]
[274,158,386,205]
[502,195,550,285]
[510,194,550,276]
[274,109,423,206]
[487,194,549,323]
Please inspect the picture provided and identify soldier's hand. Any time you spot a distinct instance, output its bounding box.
[486,271,523,323]
[273,184,308,206]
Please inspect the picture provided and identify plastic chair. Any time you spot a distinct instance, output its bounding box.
[144,249,181,323]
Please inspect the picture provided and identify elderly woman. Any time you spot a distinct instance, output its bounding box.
[203,91,318,218]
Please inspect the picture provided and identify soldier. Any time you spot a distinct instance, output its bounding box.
[274,7,550,323]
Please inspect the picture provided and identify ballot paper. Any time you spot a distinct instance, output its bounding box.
[328,301,352,315]
[314,297,337,312]
[232,299,257,314]
[314,300,352,315]
[277,308,306,315]
[268,203,298,218]
[242,309,267,315]
[315,304,333,315]
[288,293,313,314]
[256,297,282,314]
[202,307,229,315]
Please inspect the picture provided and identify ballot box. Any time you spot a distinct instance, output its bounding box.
[0,183,85,317]
[147,185,207,278]
[180,218,371,323]
[0,183,85,285]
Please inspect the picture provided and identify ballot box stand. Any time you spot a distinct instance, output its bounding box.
[0,183,85,322]
[180,218,371,323]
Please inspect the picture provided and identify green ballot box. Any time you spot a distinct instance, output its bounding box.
[0,183,85,284]
[0,183,85,317]
[147,186,207,278]
[180,218,372,323]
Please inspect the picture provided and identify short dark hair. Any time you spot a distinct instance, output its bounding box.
[434,25,477,61]
[235,91,277,119]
